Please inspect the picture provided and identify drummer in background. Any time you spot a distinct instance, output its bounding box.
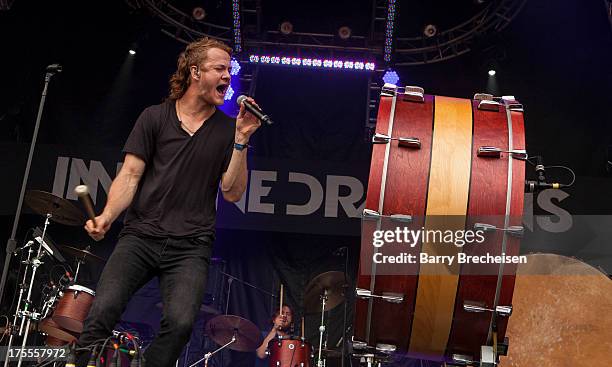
[256,305,294,359]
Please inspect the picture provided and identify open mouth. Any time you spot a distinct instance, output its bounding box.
[216,84,229,95]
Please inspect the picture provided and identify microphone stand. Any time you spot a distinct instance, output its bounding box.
[340,247,349,367]
[0,65,61,306]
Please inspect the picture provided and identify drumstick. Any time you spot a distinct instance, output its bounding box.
[279,283,284,312]
[301,317,305,339]
[74,185,96,226]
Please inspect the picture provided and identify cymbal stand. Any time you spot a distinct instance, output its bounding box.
[3,239,34,367]
[188,333,236,367]
[73,246,91,283]
[317,289,328,367]
[15,213,51,367]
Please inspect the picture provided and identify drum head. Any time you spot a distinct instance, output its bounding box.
[66,285,96,296]
[500,253,612,366]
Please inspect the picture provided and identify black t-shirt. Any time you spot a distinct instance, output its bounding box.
[120,100,234,238]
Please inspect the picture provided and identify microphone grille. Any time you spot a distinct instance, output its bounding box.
[236,95,247,106]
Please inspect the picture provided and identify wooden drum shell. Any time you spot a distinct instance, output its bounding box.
[355,92,525,362]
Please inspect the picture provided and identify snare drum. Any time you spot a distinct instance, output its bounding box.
[52,285,96,333]
[354,86,526,363]
[268,336,313,367]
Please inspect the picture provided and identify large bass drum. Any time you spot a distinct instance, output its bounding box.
[354,86,526,363]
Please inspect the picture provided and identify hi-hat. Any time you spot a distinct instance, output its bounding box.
[205,315,262,352]
[25,190,85,226]
[304,271,346,313]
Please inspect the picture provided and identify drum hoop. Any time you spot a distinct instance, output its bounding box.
[66,285,96,296]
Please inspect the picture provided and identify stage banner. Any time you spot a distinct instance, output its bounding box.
[1,143,369,236]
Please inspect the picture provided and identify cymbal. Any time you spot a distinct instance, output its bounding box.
[60,245,105,263]
[25,190,85,226]
[304,271,346,313]
[205,315,262,352]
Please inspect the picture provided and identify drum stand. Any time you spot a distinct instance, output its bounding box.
[4,214,52,367]
[316,290,328,367]
[188,334,236,367]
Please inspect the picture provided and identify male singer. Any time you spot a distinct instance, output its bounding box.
[78,37,261,366]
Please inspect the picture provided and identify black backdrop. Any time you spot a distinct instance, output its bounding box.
[0,1,611,366]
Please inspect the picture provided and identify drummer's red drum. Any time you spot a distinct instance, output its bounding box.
[268,336,313,367]
[354,86,526,363]
[52,285,95,333]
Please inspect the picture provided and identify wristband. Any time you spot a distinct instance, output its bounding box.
[234,142,249,151]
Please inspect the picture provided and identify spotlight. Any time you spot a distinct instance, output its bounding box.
[230,58,241,76]
[129,49,136,55]
[280,21,293,35]
[382,70,400,85]
[423,24,438,38]
[338,26,352,40]
[488,69,496,76]
[192,7,206,20]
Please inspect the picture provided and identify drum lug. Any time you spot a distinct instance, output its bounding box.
[374,343,396,354]
[473,93,501,112]
[362,209,412,224]
[397,137,421,149]
[350,338,368,350]
[480,345,496,367]
[478,100,501,112]
[381,83,398,97]
[451,354,474,366]
[474,223,524,238]
[355,288,404,304]
[477,146,528,160]
[362,209,381,220]
[402,86,425,103]
[372,133,391,144]
[501,96,524,112]
[463,300,513,317]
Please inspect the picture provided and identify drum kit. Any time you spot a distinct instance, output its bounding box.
[3,190,107,366]
[196,270,348,367]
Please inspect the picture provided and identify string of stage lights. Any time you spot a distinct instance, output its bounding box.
[248,55,376,71]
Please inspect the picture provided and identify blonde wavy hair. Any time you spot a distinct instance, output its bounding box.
[167,37,232,100]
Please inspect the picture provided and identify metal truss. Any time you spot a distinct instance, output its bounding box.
[394,0,527,65]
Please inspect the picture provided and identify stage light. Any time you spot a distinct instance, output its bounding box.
[248,54,376,72]
[488,69,496,76]
[224,85,234,100]
[384,0,397,62]
[231,0,242,52]
[382,70,399,85]
[423,24,438,38]
[128,49,136,55]
[338,26,352,40]
[192,7,206,20]
[230,58,240,76]
[280,21,293,35]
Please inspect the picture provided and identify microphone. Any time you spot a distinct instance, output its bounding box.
[74,185,97,226]
[46,64,63,73]
[236,95,273,125]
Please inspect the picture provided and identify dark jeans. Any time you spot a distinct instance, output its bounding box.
[78,234,212,367]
